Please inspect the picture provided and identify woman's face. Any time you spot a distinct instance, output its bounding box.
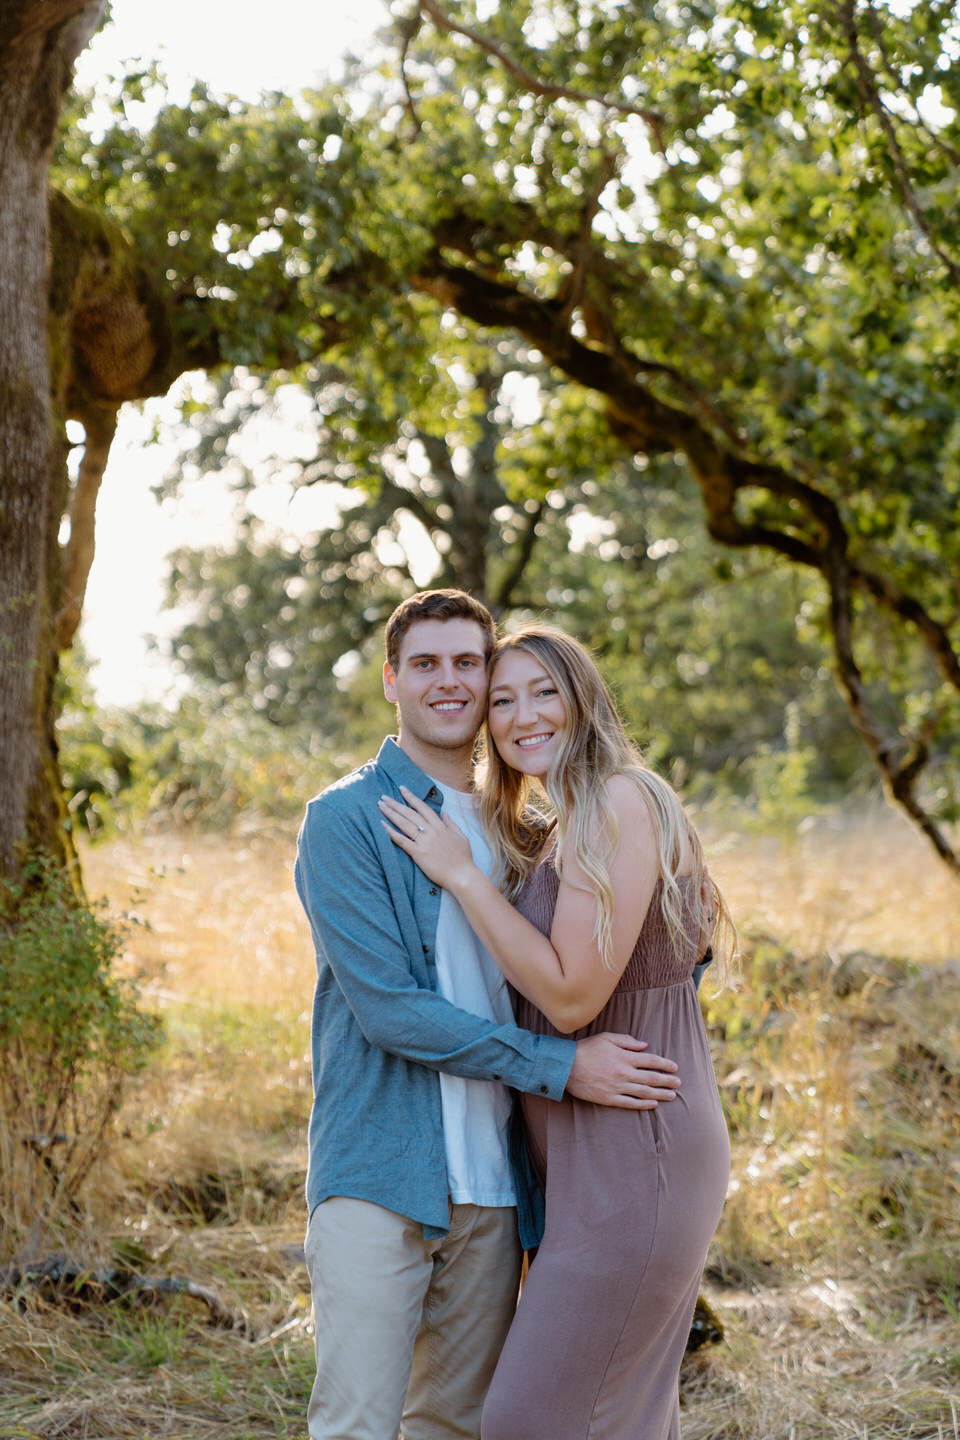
[487,648,568,778]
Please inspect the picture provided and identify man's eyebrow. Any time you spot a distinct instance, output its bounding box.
[404,650,487,663]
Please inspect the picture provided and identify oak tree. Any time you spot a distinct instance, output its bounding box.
[3,0,959,875]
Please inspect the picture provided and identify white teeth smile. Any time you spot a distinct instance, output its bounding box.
[516,734,552,748]
[432,702,467,712]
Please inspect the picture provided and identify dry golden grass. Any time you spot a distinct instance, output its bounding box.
[1,804,957,1439]
[82,826,316,1176]
[83,825,313,1012]
[702,799,960,964]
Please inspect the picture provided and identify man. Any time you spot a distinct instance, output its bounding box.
[295,589,683,1440]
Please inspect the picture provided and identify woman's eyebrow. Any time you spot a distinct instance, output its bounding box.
[489,671,552,694]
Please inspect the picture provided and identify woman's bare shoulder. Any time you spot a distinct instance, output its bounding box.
[606,772,658,838]
[608,770,696,869]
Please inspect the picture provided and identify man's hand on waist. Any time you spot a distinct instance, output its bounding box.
[565,1032,681,1109]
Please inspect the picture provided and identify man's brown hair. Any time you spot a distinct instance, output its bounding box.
[384,590,496,671]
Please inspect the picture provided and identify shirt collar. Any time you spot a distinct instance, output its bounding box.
[375,735,442,802]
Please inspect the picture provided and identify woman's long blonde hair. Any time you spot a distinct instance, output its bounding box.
[478,626,735,973]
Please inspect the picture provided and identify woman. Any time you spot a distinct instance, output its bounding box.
[379,625,734,1440]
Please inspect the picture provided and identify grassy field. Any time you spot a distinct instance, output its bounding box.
[1,802,958,1439]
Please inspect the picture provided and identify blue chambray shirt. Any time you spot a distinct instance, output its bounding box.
[295,736,576,1249]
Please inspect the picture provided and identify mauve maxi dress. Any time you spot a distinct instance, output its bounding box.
[481,851,730,1440]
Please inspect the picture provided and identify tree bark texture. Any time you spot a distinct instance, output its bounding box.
[0,0,105,876]
[0,1,223,877]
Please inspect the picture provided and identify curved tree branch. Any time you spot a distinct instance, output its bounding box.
[822,535,960,874]
[55,405,117,650]
[864,0,960,169]
[408,249,960,872]
[395,9,425,137]
[416,0,668,150]
[413,427,461,514]
[837,0,960,287]
[413,253,960,686]
[492,500,545,615]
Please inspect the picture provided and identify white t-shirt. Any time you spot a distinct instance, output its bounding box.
[431,780,517,1208]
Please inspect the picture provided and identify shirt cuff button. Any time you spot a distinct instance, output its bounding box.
[539,1085,549,1094]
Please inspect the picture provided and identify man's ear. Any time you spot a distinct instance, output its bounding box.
[383,659,398,703]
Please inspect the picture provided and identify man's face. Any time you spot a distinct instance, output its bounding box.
[383,618,489,763]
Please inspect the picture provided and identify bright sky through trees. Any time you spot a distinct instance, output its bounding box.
[72,0,390,705]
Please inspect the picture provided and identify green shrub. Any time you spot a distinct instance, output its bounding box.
[0,856,162,1257]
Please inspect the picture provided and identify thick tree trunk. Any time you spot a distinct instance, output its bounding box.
[0,1,106,877]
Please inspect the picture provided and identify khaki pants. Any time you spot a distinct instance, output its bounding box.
[304,1196,522,1440]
